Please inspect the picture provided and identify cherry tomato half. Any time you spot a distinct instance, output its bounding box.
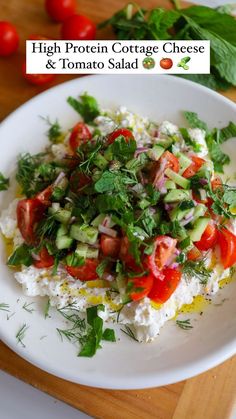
[187,246,202,261]
[100,235,121,258]
[17,198,45,244]
[195,222,217,251]
[22,60,56,86]
[61,14,96,40]
[211,176,223,191]
[45,0,77,22]
[0,21,19,56]
[128,273,154,302]
[65,258,99,281]
[160,151,179,173]
[36,185,53,206]
[217,228,236,269]
[70,169,91,193]
[34,247,54,269]
[182,156,205,179]
[145,236,177,278]
[148,268,181,303]
[107,128,134,145]
[69,122,92,153]
[119,236,141,272]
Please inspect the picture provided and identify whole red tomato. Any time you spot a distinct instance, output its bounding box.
[22,60,56,86]
[45,0,77,22]
[0,21,19,56]
[160,58,173,70]
[61,14,96,40]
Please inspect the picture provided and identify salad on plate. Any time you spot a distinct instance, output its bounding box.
[1,92,236,355]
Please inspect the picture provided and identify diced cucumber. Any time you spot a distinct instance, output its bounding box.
[57,224,68,237]
[49,206,71,224]
[75,242,98,259]
[70,224,98,245]
[91,213,106,227]
[92,170,101,182]
[179,236,192,250]
[56,235,74,250]
[164,189,191,203]
[104,146,113,161]
[177,153,192,174]
[116,274,126,291]
[191,204,207,224]
[138,198,150,209]
[189,217,210,242]
[86,247,99,259]
[165,180,176,190]
[165,168,190,189]
[147,145,165,161]
[54,209,71,224]
[75,243,88,258]
[93,153,108,170]
[157,137,173,149]
[51,202,60,211]
[170,207,192,222]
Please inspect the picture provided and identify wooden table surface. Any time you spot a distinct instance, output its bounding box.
[0,1,236,418]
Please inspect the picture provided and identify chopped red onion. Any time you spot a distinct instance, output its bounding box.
[65,197,73,203]
[134,147,149,157]
[103,273,115,281]
[169,262,179,269]
[180,215,194,226]
[102,215,111,227]
[53,171,66,186]
[98,224,117,237]
[31,252,40,261]
[199,178,208,186]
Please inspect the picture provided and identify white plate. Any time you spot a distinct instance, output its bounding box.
[0,75,236,390]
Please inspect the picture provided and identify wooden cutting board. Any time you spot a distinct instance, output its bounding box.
[0,1,236,418]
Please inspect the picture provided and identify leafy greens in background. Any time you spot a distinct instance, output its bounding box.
[98,2,236,91]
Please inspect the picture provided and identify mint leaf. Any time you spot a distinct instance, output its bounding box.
[7,244,33,267]
[0,172,9,191]
[223,189,236,208]
[111,137,136,162]
[148,9,179,39]
[102,328,116,342]
[94,171,116,193]
[67,93,100,123]
[182,6,236,46]
[218,122,236,143]
[183,111,208,131]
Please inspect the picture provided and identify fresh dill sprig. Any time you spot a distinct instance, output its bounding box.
[44,298,51,319]
[0,303,10,312]
[16,323,29,348]
[41,116,62,144]
[57,305,87,344]
[120,325,138,342]
[36,213,59,241]
[78,140,103,174]
[182,259,212,285]
[22,302,35,314]
[176,319,193,330]
[7,312,16,320]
